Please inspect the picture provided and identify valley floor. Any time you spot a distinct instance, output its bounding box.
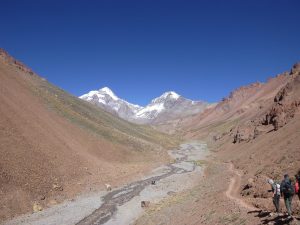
[134,158,300,225]
[4,141,300,225]
[2,142,208,225]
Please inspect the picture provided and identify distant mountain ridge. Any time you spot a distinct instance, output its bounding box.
[80,87,209,124]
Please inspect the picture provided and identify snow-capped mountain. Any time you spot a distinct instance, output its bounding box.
[135,92,180,120]
[79,87,209,124]
[80,87,143,120]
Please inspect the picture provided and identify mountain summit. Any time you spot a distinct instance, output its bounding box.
[79,87,142,120]
[97,87,119,100]
[154,91,180,101]
[80,88,209,124]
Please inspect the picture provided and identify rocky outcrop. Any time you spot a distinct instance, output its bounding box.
[230,63,300,143]
[218,82,263,114]
[290,62,300,75]
[233,123,255,143]
[232,122,273,143]
[241,175,271,199]
[264,65,300,130]
[0,48,35,75]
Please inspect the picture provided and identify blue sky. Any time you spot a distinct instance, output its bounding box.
[1,0,299,105]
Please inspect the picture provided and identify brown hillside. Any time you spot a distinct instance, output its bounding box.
[182,73,290,139]
[0,49,178,221]
[180,63,300,212]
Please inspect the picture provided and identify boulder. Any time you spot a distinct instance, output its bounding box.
[52,184,63,191]
[48,199,58,206]
[33,203,43,212]
[141,201,150,208]
[105,184,112,191]
[233,124,255,143]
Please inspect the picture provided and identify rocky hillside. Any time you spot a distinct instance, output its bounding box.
[80,88,209,124]
[232,65,300,143]
[180,62,300,212]
[0,49,178,221]
[178,73,289,138]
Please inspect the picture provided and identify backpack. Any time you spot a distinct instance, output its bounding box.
[282,180,295,196]
[295,182,299,194]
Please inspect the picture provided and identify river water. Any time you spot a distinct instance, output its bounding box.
[4,141,208,225]
[77,142,208,225]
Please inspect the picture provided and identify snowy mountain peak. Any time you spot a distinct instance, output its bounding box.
[80,87,209,124]
[161,91,180,99]
[152,91,180,104]
[80,87,142,120]
[98,87,118,100]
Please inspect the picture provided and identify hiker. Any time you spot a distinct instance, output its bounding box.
[268,179,281,214]
[280,174,295,218]
[295,174,300,200]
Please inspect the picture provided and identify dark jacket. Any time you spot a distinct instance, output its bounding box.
[281,178,294,197]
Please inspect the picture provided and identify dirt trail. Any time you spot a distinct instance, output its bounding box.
[134,159,299,225]
[134,159,263,225]
[225,163,256,211]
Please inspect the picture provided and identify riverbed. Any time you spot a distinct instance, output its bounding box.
[4,141,208,225]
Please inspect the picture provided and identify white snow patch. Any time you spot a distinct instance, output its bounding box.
[79,90,99,99]
[97,98,106,104]
[135,103,165,118]
[162,91,180,99]
[151,91,180,104]
[99,87,119,100]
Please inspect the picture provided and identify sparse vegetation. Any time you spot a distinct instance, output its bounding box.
[192,160,208,166]
[27,76,180,151]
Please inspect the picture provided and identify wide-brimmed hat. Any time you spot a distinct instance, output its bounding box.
[268,179,274,184]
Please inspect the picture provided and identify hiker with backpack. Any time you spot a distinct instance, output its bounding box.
[268,179,281,214]
[280,174,295,218]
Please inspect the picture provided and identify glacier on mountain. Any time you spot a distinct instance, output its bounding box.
[79,87,209,124]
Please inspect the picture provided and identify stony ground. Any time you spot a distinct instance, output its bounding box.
[134,159,300,225]
[3,142,207,225]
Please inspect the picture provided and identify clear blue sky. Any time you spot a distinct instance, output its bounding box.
[1,0,299,105]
